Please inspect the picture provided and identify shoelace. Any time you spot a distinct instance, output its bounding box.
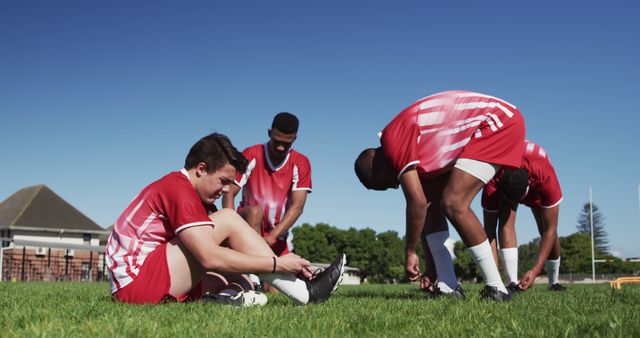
[304,266,325,280]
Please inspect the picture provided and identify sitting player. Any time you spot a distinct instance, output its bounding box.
[106,133,345,305]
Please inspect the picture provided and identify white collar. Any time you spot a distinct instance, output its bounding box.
[180,168,192,182]
[264,142,291,172]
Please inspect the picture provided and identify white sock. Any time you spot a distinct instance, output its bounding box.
[469,240,508,294]
[545,257,561,286]
[500,247,519,284]
[248,273,261,286]
[426,231,459,293]
[260,273,309,305]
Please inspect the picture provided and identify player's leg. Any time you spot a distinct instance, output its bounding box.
[237,205,266,288]
[424,203,461,295]
[166,237,268,306]
[483,210,500,267]
[420,233,437,292]
[420,172,461,295]
[238,205,264,235]
[209,208,344,304]
[498,207,519,287]
[442,162,509,299]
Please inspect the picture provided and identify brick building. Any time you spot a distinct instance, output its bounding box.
[0,185,109,282]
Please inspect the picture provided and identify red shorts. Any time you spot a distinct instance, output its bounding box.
[261,226,290,256]
[459,108,526,170]
[112,244,203,304]
[270,238,290,256]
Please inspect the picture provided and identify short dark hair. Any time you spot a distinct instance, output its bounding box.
[271,112,299,134]
[184,133,248,174]
[498,168,529,203]
[354,148,378,188]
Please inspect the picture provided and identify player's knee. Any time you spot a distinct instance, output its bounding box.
[441,194,467,219]
[209,208,243,226]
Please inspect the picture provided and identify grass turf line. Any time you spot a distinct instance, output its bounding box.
[0,282,638,337]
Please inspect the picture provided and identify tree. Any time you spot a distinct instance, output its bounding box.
[376,231,405,283]
[292,223,337,263]
[576,202,609,255]
[560,232,592,274]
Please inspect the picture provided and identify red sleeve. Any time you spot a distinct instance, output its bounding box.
[159,183,214,234]
[292,153,312,191]
[380,111,421,177]
[538,165,563,208]
[236,146,257,186]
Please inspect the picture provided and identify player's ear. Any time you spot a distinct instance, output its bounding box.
[195,162,207,177]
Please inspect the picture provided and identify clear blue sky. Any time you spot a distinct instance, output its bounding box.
[1,1,639,258]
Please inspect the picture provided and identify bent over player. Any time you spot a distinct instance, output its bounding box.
[482,140,565,292]
[355,90,525,301]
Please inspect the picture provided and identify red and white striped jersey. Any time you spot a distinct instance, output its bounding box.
[106,169,215,293]
[235,143,311,231]
[482,140,563,210]
[381,90,524,180]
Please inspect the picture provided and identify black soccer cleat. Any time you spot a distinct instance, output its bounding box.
[549,283,566,292]
[479,285,512,302]
[506,282,523,295]
[306,253,346,304]
[426,284,466,300]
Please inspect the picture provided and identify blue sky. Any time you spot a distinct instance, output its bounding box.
[1,1,639,258]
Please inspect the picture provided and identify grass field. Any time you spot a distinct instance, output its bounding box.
[0,282,639,337]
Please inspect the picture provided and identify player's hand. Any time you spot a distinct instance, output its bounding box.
[405,251,421,282]
[419,274,435,292]
[274,253,311,275]
[519,269,539,290]
[263,236,277,246]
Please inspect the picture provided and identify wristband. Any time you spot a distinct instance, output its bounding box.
[272,256,277,273]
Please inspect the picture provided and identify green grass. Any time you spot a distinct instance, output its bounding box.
[0,282,639,337]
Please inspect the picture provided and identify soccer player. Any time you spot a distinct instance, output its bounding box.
[223,112,311,257]
[482,140,565,292]
[355,90,525,301]
[106,133,345,305]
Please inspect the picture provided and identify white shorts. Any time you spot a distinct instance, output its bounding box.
[454,158,501,184]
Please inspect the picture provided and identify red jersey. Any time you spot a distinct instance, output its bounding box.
[106,169,216,293]
[380,90,525,180]
[482,140,563,211]
[236,143,312,233]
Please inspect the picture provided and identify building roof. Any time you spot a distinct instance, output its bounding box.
[0,185,104,232]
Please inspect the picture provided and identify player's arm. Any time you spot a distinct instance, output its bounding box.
[265,190,308,245]
[519,205,559,289]
[222,183,241,210]
[399,167,428,281]
[177,222,307,275]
